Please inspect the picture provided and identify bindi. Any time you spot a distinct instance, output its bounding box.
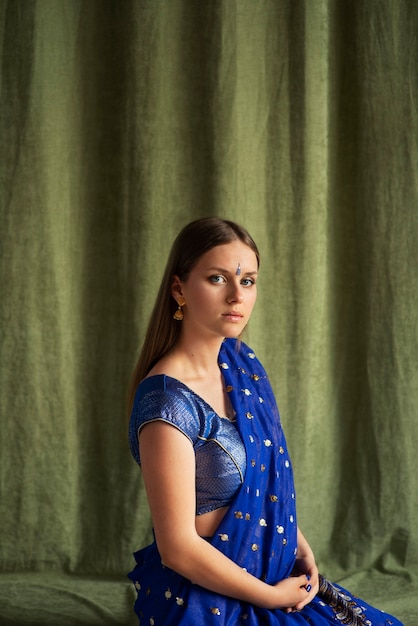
[236,263,241,276]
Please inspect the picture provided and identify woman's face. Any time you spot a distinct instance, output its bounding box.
[173,240,258,341]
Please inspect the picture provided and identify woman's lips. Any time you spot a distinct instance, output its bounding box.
[222,311,243,321]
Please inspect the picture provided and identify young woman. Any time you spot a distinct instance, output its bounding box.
[127,217,403,625]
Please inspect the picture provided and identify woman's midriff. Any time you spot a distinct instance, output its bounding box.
[195,506,229,538]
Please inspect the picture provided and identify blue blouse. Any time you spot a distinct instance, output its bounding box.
[129,374,247,515]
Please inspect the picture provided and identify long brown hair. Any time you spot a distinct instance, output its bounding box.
[127,217,260,411]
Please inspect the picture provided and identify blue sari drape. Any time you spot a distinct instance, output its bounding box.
[128,339,403,626]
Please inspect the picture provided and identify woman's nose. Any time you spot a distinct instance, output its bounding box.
[227,284,244,303]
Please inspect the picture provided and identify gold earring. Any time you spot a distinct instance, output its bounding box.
[173,298,185,321]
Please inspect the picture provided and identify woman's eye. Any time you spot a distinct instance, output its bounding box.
[209,275,226,284]
[241,277,256,286]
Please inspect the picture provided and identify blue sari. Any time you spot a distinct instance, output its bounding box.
[128,339,403,625]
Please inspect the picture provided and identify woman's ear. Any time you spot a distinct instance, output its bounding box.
[171,275,184,303]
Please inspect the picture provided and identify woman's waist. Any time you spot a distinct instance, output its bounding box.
[195,505,229,538]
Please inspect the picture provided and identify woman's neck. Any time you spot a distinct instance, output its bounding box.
[168,334,224,381]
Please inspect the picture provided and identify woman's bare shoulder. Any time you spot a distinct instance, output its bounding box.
[146,353,181,379]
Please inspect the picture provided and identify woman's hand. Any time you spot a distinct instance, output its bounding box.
[286,528,319,612]
[272,574,313,611]
[286,566,318,612]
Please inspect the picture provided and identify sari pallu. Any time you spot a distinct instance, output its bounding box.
[128,339,403,626]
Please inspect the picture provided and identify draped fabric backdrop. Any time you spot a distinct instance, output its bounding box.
[1,1,417,624]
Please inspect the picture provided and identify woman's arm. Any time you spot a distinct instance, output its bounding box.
[139,421,311,611]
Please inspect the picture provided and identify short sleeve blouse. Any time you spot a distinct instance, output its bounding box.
[129,375,247,515]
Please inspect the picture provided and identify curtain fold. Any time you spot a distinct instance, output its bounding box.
[1,1,417,623]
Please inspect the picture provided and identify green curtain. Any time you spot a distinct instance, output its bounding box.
[1,1,417,624]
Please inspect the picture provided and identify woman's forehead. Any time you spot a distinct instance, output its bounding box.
[195,241,258,271]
